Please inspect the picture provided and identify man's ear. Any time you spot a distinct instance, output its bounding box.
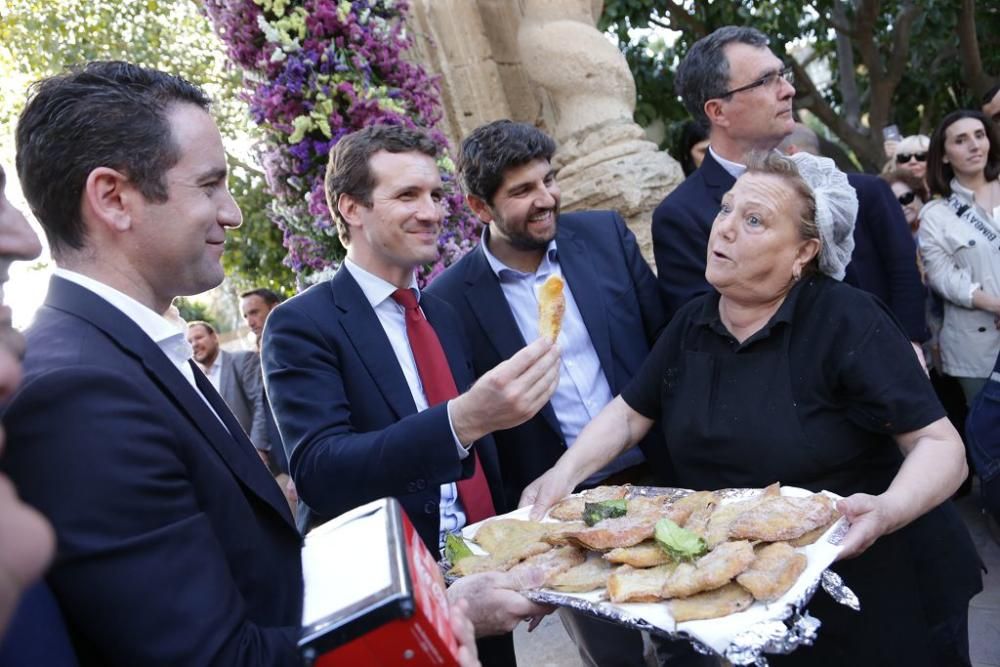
[337,193,365,229]
[704,99,728,130]
[465,194,493,223]
[82,167,135,233]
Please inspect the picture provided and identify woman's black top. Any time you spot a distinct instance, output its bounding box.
[621,274,981,666]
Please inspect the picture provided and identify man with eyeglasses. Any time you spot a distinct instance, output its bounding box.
[652,26,930,355]
[650,26,982,667]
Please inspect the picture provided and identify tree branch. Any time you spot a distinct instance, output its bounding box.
[957,0,991,97]
[661,1,706,38]
[833,0,860,127]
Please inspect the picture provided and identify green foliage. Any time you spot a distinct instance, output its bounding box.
[600,0,999,171]
[0,0,293,292]
[173,296,218,330]
[223,161,298,299]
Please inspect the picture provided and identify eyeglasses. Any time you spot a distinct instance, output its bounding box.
[719,65,795,98]
[896,152,927,163]
[896,191,916,206]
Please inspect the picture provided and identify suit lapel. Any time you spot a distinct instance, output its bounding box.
[557,224,615,386]
[44,277,296,529]
[217,351,235,400]
[462,248,528,361]
[461,247,564,437]
[331,268,418,420]
[700,151,737,207]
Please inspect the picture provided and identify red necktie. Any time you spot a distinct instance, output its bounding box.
[391,288,496,523]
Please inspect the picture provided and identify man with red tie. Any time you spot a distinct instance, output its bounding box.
[261,124,559,665]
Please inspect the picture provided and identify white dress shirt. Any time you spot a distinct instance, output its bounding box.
[480,235,645,484]
[200,358,223,392]
[52,268,229,429]
[342,259,468,546]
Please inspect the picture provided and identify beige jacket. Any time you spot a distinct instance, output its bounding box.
[918,179,1000,378]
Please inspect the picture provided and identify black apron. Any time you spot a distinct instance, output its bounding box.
[658,320,944,666]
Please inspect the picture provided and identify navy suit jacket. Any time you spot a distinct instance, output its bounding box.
[426,211,671,509]
[652,151,928,341]
[0,277,303,666]
[261,267,505,552]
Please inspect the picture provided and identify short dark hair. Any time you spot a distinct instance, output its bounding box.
[239,288,281,306]
[15,61,210,256]
[457,120,556,204]
[982,82,1000,107]
[675,26,771,128]
[324,124,439,245]
[881,169,929,203]
[926,109,1000,198]
[186,320,216,336]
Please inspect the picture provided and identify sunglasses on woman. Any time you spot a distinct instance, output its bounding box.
[896,191,916,206]
[896,152,927,163]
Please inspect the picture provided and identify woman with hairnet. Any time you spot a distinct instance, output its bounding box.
[521,152,979,665]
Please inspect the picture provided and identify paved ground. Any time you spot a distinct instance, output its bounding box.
[512,494,1000,666]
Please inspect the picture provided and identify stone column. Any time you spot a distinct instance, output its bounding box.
[516,0,683,259]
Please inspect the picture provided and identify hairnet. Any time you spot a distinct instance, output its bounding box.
[787,152,858,280]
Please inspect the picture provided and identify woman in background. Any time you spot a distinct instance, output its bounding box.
[920,110,1000,405]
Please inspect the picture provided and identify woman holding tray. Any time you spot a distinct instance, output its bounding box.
[522,151,981,666]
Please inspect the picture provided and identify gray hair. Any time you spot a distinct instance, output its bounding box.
[675,26,771,128]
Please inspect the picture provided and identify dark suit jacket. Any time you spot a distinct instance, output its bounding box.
[651,151,929,341]
[0,277,303,666]
[261,267,506,552]
[426,211,671,509]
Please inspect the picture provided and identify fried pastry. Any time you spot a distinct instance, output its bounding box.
[538,274,566,343]
[472,518,551,564]
[548,485,630,521]
[608,563,677,603]
[562,515,659,551]
[678,491,719,538]
[703,483,782,548]
[736,542,807,602]
[508,545,586,586]
[604,540,671,568]
[544,520,589,545]
[668,582,755,622]
[787,515,839,547]
[728,494,837,542]
[549,553,614,593]
[661,540,756,598]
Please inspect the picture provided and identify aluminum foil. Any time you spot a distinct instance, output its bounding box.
[442,486,860,665]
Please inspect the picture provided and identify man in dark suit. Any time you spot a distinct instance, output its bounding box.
[262,124,558,663]
[0,62,303,665]
[426,120,682,667]
[652,26,929,357]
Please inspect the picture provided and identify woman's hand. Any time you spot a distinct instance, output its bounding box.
[520,465,576,521]
[834,493,905,560]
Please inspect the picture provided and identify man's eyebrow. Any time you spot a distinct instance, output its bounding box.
[197,167,229,183]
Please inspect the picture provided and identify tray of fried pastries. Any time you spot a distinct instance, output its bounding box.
[442,483,853,664]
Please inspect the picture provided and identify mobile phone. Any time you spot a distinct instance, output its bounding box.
[882,124,902,142]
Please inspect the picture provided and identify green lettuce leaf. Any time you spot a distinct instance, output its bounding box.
[654,518,707,562]
[582,499,628,526]
[445,533,473,563]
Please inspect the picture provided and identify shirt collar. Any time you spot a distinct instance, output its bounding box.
[342,258,419,308]
[693,276,812,344]
[708,145,747,180]
[949,178,975,201]
[53,268,189,354]
[480,226,559,280]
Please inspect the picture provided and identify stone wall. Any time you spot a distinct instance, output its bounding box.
[408,0,682,265]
